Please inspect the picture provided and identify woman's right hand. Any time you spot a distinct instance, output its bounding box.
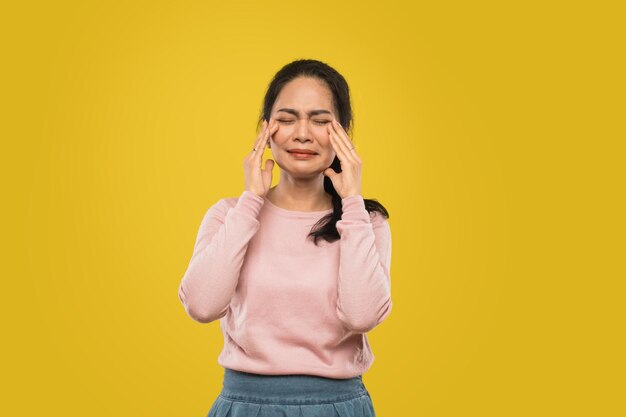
[243,118,279,198]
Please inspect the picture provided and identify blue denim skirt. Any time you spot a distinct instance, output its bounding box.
[206,368,376,417]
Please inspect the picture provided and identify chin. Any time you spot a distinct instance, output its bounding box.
[276,162,324,177]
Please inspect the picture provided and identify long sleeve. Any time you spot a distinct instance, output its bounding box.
[334,195,393,333]
[178,190,265,323]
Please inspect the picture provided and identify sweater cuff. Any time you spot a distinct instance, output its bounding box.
[235,190,265,218]
[341,194,370,222]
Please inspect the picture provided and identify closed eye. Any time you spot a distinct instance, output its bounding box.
[277,119,330,125]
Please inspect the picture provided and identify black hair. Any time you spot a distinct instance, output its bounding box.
[257,58,389,245]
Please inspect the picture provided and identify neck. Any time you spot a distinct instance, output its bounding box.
[266,175,332,212]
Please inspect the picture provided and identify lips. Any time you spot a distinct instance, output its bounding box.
[287,149,318,155]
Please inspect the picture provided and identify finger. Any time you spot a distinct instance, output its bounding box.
[328,123,354,163]
[253,118,278,162]
[263,118,278,148]
[331,119,356,154]
[332,119,361,163]
[263,158,274,172]
[251,120,268,154]
[268,118,279,139]
[252,119,275,156]
[328,124,350,164]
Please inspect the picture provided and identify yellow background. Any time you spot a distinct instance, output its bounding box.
[2,1,624,416]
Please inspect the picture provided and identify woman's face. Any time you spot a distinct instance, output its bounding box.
[268,77,338,178]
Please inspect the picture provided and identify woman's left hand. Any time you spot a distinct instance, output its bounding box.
[323,119,362,199]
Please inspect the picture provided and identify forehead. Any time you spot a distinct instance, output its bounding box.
[272,77,334,112]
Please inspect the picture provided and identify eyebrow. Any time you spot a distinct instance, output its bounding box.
[276,108,332,117]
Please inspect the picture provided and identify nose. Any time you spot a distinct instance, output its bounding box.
[294,118,313,142]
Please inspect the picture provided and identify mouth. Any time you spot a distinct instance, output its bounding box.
[287,150,318,158]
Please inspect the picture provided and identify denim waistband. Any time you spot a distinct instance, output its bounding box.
[219,368,367,404]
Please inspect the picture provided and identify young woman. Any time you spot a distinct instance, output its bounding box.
[178,59,393,417]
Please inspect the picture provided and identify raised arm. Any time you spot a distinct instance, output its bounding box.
[178,190,264,323]
[334,195,393,333]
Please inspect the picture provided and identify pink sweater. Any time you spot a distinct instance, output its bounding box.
[178,190,392,379]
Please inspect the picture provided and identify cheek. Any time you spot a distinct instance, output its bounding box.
[322,143,336,163]
[270,130,287,143]
[321,136,333,151]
